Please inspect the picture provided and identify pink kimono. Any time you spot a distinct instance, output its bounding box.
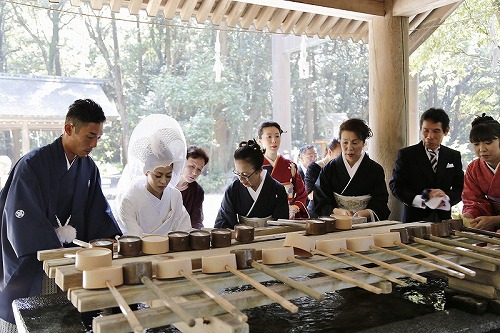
[263,155,309,218]
[462,159,500,217]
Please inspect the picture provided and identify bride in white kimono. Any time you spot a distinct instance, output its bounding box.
[114,114,191,236]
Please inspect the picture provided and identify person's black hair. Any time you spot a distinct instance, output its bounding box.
[299,144,316,156]
[326,138,340,155]
[469,113,500,143]
[257,121,284,138]
[65,99,106,132]
[186,145,209,164]
[420,108,450,131]
[234,139,265,171]
[338,118,372,142]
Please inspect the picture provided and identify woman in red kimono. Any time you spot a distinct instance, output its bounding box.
[257,121,308,219]
[462,114,500,230]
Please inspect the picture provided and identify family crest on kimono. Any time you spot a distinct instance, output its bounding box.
[214,140,289,229]
[257,121,309,219]
[312,118,390,221]
[0,99,121,328]
[390,108,464,223]
[176,145,209,229]
[462,114,500,230]
[113,114,191,236]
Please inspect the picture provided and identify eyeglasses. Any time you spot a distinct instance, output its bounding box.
[232,169,257,181]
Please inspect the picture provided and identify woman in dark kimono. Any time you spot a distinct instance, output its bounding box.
[312,118,390,221]
[214,140,289,229]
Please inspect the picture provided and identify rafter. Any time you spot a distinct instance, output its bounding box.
[393,0,463,17]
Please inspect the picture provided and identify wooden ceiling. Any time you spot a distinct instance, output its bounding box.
[55,0,463,52]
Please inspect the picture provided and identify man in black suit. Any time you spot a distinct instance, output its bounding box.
[389,108,464,222]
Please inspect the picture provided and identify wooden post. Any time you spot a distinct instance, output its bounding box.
[368,0,409,221]
[271,34,292,154]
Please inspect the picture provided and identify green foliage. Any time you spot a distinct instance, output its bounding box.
[410,0,499,165]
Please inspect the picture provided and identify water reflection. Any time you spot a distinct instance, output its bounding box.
[144,273,446,333]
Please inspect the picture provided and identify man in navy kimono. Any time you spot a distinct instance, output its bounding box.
[0,99,121,327]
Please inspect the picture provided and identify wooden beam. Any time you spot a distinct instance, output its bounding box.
[109,0,122,13]
[146,0,163,17]
[236,0,384,21]
[305,14,328,37]
[226,2,247,27]
[317,16,339,39]
[211,0,232,25]
[163,0,182,19]
[196,0,217,23]
[408,2,462,54]
[281,10,303,34]
[180,0,198,20]
[240,4,262,29]
[292,12,314,35]
[90,0,103,10]
[254,6,275,31]
[268,8,290,33]
[409,11,431,32]
[128,0,143,15]
[393,0,463,17]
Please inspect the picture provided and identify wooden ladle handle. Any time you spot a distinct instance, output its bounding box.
[179,270,248,322]
[105,280,144,333]
[141,276,196,327]
[225,265,299,313]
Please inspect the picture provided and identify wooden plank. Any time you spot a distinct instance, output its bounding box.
[305,14,328,37]
[254,6,275,31]
[464,267,500,289]
[196,0,217,23]
[128,0,143,15]
[163,0,182,19]
[90,0,103,10]
[281,10,303,34]
[109,0,122,13]
[293,12,315,35]
[211,0,232,25]
[231,0,384,20]
[226,2,247,27]
[180,0,198,21]
[240,4,262,29]
[174,313,249,333]
[267,8,290,33]
[146,0,163,17]
[38,247,80,261]
[317,16,339,38]
[449,277,499,300]
[393,0,462,17]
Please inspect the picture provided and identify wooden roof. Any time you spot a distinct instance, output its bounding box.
[0,73,119,130]
[54,0,463,52]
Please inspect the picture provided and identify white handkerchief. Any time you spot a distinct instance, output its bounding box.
[425,196,450,210]
[446,163,454,168]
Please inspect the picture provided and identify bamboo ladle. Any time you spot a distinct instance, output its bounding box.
[202,254,299,313]
[389,227,475,277]
[83,266,144,333]
[313,238,408,287]
[156,258,248,322]
[369,232,465,279]
[122,261,195,327]
[270,236,383,294]
[230,248,325,301]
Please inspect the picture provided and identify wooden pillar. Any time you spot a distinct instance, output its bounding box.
[271,34,292,154]
[368,0,409,221]
[409,73,420,145]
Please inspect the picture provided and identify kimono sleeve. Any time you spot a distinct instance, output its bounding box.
[3,159,61,258]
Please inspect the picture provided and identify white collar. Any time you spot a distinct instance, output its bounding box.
[342,150,365,178]
[247,169,267,201]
